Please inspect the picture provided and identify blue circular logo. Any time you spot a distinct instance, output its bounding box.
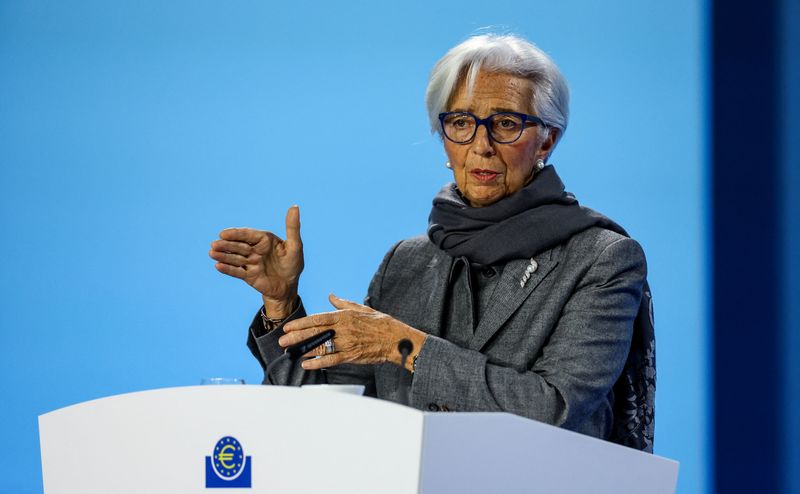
[212,436,246,480]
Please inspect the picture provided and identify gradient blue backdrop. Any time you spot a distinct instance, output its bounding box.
[0,1,707,492]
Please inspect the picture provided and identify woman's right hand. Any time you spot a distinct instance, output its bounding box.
[210,205,304,318]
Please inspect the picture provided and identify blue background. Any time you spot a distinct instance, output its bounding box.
[0,1,790,492]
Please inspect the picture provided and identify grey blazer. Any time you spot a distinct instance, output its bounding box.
[248,226,646,441]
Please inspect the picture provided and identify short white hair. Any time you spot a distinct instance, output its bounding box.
[425,34,570,147]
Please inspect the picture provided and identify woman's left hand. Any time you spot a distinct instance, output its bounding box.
[278,294,426,372]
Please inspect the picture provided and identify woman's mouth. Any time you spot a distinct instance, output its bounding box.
[470,169,501,182]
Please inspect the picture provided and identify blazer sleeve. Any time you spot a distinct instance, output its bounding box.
[408,236,646,432]
[246,299,323,385]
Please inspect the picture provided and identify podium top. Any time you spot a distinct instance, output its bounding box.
[39,386,678,494]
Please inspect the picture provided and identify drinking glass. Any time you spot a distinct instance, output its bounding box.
[200,377,245,385]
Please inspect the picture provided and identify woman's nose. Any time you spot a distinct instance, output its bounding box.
[471,124,496,157]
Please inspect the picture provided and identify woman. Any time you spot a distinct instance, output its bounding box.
[209,34,655,452]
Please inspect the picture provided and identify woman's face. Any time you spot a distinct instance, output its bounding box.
[443,71,557,208]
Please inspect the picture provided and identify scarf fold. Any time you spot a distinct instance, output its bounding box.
[426,165,656,452]
[427,165,623,265]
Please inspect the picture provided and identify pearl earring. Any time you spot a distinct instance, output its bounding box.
[445,161,452,169]
[535,159,545,171]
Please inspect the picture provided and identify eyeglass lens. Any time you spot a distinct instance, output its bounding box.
[442,113,527,143]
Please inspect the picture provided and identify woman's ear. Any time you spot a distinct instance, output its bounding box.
[537,128,560,159]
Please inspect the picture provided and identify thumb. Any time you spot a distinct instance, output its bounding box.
[285,205,302,248]
[329,293,373,313]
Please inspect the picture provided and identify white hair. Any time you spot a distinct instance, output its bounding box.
[425,34,570,148]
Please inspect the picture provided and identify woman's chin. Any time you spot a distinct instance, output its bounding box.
[464,187,505,208]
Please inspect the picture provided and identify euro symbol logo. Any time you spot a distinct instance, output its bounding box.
[218,444,236,470]
[206,436,251,487]
[209,436,246,480]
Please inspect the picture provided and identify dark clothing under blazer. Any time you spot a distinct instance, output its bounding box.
[248,226,647,441]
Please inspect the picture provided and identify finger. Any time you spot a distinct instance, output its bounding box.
[219,228,265,245]
[328,293,373,313]
[209,250,247,267]
[301,353,345,370]
[299,341,330,358]
[277,327,326,347]
[214,262,246,280]
[284,205,302,249]
[283,311,340,332]
[210,240,252,256]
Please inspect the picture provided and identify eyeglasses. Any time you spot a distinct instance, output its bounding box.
[438,111,549,144]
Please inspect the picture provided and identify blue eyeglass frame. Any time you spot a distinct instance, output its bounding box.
[438,111,549,144]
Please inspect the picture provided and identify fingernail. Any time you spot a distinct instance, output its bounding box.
[301,361,310,369]
[278,337,287,346]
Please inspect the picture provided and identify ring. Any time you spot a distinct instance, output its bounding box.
[324,339,335,354]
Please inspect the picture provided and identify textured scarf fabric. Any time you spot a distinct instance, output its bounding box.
[427,165,656,452]
[427,165,623,265]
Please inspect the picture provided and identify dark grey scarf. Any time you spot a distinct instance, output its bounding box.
[427,165,623,265]
[427,165,656,452]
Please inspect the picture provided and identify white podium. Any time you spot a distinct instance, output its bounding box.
[39,386,678,493]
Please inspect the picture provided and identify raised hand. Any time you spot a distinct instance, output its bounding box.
[210,206,304,317]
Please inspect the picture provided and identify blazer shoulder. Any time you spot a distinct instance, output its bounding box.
[566,226,642,254]
[561,226,646,273]
[390,234,442,263]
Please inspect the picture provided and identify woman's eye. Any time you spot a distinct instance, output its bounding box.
[497,118,519,129]
[451,118,469,128]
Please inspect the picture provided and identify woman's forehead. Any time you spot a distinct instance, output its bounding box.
[447,71,534,113]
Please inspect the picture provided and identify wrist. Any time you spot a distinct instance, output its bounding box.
[262,294,298,320]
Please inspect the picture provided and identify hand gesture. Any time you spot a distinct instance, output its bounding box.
[278,294,427,372]
[210,206,304,315]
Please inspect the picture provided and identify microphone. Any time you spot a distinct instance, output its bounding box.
[397,339,413,371]
[286,329,336,359]
[265,330,336,385]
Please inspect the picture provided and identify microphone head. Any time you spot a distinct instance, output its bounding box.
[397,338,413,355]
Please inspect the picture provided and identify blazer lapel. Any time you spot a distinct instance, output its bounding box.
[416,250,454,338]
[468,251,558,351]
